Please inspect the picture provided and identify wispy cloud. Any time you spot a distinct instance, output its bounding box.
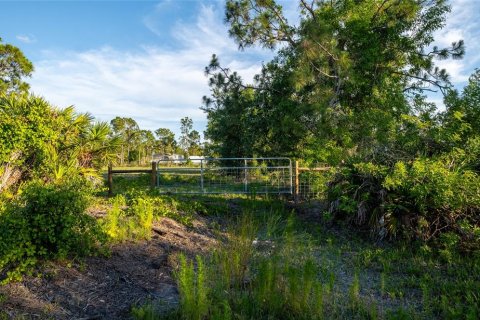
[29,0,478,137]
[16,34,36,44]
[29,3,272,135]
[142,0,176,38]
[433,0,480,86]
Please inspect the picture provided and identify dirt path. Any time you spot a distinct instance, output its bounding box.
[0,217,218,320]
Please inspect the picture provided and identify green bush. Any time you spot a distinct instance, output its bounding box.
[0,179,105,283]
[101,194,154,242]
[327,157,480,250]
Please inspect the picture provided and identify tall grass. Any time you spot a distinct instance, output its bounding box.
[133,195,480,319]
[176,254,209,320]
[135,202,334,320]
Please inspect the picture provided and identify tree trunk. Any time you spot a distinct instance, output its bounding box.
[0,151,23,192]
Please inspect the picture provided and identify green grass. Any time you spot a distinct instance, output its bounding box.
[105,167,291,196]
[130,195,480,320]
[101,194,154,242]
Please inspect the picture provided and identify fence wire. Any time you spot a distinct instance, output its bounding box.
[296,170,332,200]
[156,158,292,194]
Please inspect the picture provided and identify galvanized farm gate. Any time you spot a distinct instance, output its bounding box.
[107,159,331,199]
[156,157,292,194]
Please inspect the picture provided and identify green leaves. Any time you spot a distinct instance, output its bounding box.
[0,179,105,283]
[210,0,466,163]
[0,37,34,94]
[0,94,123,191]
[328,154,480,245]
[225,0,296,50]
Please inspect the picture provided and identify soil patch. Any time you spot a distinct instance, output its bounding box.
[0,216,218,319]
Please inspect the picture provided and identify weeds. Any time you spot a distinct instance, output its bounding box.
[101,195,154,242]
[175,254,209,320]
[134,202,379,320]
[131,303,158,320]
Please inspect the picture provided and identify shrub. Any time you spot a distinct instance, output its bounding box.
[101,194,154,242]
[327,157,480,250]
[0,179,105,283]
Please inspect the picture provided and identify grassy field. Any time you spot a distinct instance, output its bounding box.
[1,175,478,319]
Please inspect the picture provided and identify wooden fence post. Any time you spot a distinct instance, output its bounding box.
[108,164,113,197]
[151,161,157,188]
[294,160,299,203]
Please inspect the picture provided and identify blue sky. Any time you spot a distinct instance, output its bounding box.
[1,0,479,137]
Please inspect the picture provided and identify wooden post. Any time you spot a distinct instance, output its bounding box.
[294,160,299,203]
[108,164,113,197]
[151,161,157,188]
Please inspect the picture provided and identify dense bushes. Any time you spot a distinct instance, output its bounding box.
[0,94,120,192]
[324,71,480,251]
[0,179,106,283]
[327,157,480,251]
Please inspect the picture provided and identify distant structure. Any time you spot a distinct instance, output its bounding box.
[152,154,205,164]
[152,153,184,163]
[188,155,205,164]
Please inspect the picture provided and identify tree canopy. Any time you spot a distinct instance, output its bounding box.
[0,37,34,94]
[204,0,465,163]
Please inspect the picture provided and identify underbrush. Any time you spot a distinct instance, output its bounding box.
[102,195,154,241]
[0,175,223,283]
[327,158,480,253]
[349,241,480,319]
[100,191,228,242]
[130,196,480,320]
[0,179,106,283]
[133,201,384,320]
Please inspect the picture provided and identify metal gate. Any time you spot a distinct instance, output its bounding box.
[156,157,292,194]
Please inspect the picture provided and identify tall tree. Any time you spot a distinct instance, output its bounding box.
[179,117,193,155]
[187,130,202,156]
[202,57,257,157]
[445,69,480,134]
[204,0,464,163]
[110,117,139,164]
[137,130,155,164]
[155,128,177,155]
[0,37,34,94]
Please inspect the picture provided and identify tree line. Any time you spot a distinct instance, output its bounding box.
[109,116,202,166]
[0,36,203,192]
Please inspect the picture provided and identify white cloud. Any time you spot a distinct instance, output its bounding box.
[438,59,469,83]
[16,34,36,44]
[31,0,476,137]
[142,0,176,38]
[433,0,480,86]
[29,3,272,135]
